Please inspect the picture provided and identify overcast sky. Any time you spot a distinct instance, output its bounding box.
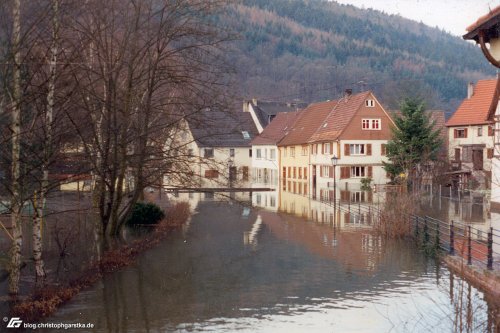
[334,0,499,36]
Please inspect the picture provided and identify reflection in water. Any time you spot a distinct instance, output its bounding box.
[48,197,498,332]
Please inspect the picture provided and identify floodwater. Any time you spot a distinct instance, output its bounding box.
[47,194,499,333]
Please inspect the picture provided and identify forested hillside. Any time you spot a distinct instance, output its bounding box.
[223,0,494,113]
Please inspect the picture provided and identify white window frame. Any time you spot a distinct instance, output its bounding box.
[349,144,365,155]
[270,148,276,160]
[365,99,375,107]
[322,165,330,177]
[256,148,262,159]
[350,166,366,178]
[362,118,381,130]
[324,142,331,154]
[477,126,483,137]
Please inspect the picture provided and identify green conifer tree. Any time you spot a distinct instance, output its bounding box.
[384,97,442,188]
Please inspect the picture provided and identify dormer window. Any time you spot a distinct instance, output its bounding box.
[242,131,250,139]
[365,99,375,107]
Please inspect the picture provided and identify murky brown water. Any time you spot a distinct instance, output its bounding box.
[44,196,497,333]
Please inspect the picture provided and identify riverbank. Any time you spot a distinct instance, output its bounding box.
[10,202,190,322]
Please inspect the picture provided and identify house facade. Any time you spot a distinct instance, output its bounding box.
[165,110,258,189]
[445,79,499,190]
[277,90,394,201]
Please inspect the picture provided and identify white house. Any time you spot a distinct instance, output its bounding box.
[446,79,499,190]
[164,109,258,189]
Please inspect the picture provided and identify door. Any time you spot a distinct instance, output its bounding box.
[472,150,483,170]
[229,166,237,182]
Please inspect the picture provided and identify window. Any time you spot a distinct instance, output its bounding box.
[298,167,302,179]
[302,145,308,156]
[229,148,235,157]
[381,144,387,156]
[204,169,219,178]
[256,149,262,159]
[324,142,331,154]
[489,125,494,136]
[242,131,250,139]
[256,194,261,205]
[204,148,214,158]
[362,118,381,130]
[187,149,193,156]
[284,147,287,157]
[365,99,375,107]
[454,128,467,138]
[249,149,252,157]
[290,147,295,157]
[270,149,276,160]
[477,127,483,137]
[350,144,365,155]
[270,196,276,207]
[350,166,365,178]
[322,165,330,177]
[242,166,249,181]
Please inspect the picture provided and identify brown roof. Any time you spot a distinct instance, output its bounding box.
[277,100,337,146]
[251,111,301,145]
[464,5,500,41]
[445,79,499,127]
[309,91,371,142]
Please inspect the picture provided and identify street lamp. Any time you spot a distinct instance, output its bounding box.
[463,7,500,68]
[331,155,338,224]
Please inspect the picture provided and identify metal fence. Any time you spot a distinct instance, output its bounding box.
[316,196,499,271]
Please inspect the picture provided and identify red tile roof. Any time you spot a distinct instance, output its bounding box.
[445,79,499,127]
[309,91,371,142]
[277,99,337,146]
[251,111,301,145]
[466,5,500,34]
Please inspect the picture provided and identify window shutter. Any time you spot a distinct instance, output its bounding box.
[321,144,324,154]
[330,166,334,178]
[464,128,468,138]
[489,126,494,136]
[381,144,386,156]
[320,166,323,177]
[454,129,457,138]
[340,166,350,179]
[344,144,350,156]
[367,144,372,156]
[368,166,373,178]
[488,148,494,159]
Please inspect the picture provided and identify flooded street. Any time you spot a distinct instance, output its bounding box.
[47,195,498,332]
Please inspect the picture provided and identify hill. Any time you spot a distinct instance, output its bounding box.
[222,0,495,113]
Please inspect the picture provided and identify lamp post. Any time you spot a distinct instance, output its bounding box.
[331,155,338,224]
[463,8,500,68]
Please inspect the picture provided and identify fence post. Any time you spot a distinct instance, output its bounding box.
[436,222,440,250]
[487,227,493,270]
[415,216,419,239]
[450,220,455,255]
[424,216,429,245]
[467,226,472,265]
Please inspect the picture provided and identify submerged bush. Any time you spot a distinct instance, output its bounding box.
[126,202,165,226]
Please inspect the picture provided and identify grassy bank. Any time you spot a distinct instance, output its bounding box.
[10,202,190,322]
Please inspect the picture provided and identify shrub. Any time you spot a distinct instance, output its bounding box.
[360,177,372,191]
[126,202,165,226]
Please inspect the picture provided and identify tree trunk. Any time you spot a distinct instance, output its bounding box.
[9,0,22,296]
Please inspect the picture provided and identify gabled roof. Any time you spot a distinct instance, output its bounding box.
[277,100,337,146]
[309,92,371,142]
[445,79,499,127]
[251,111,301,145]
[185,110,259,147]
[247,99,305,129]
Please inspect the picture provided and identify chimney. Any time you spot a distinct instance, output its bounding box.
[243,100,249,113]
[467,82,474,99]
[252,98,258,106]
[344,89,352,98]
